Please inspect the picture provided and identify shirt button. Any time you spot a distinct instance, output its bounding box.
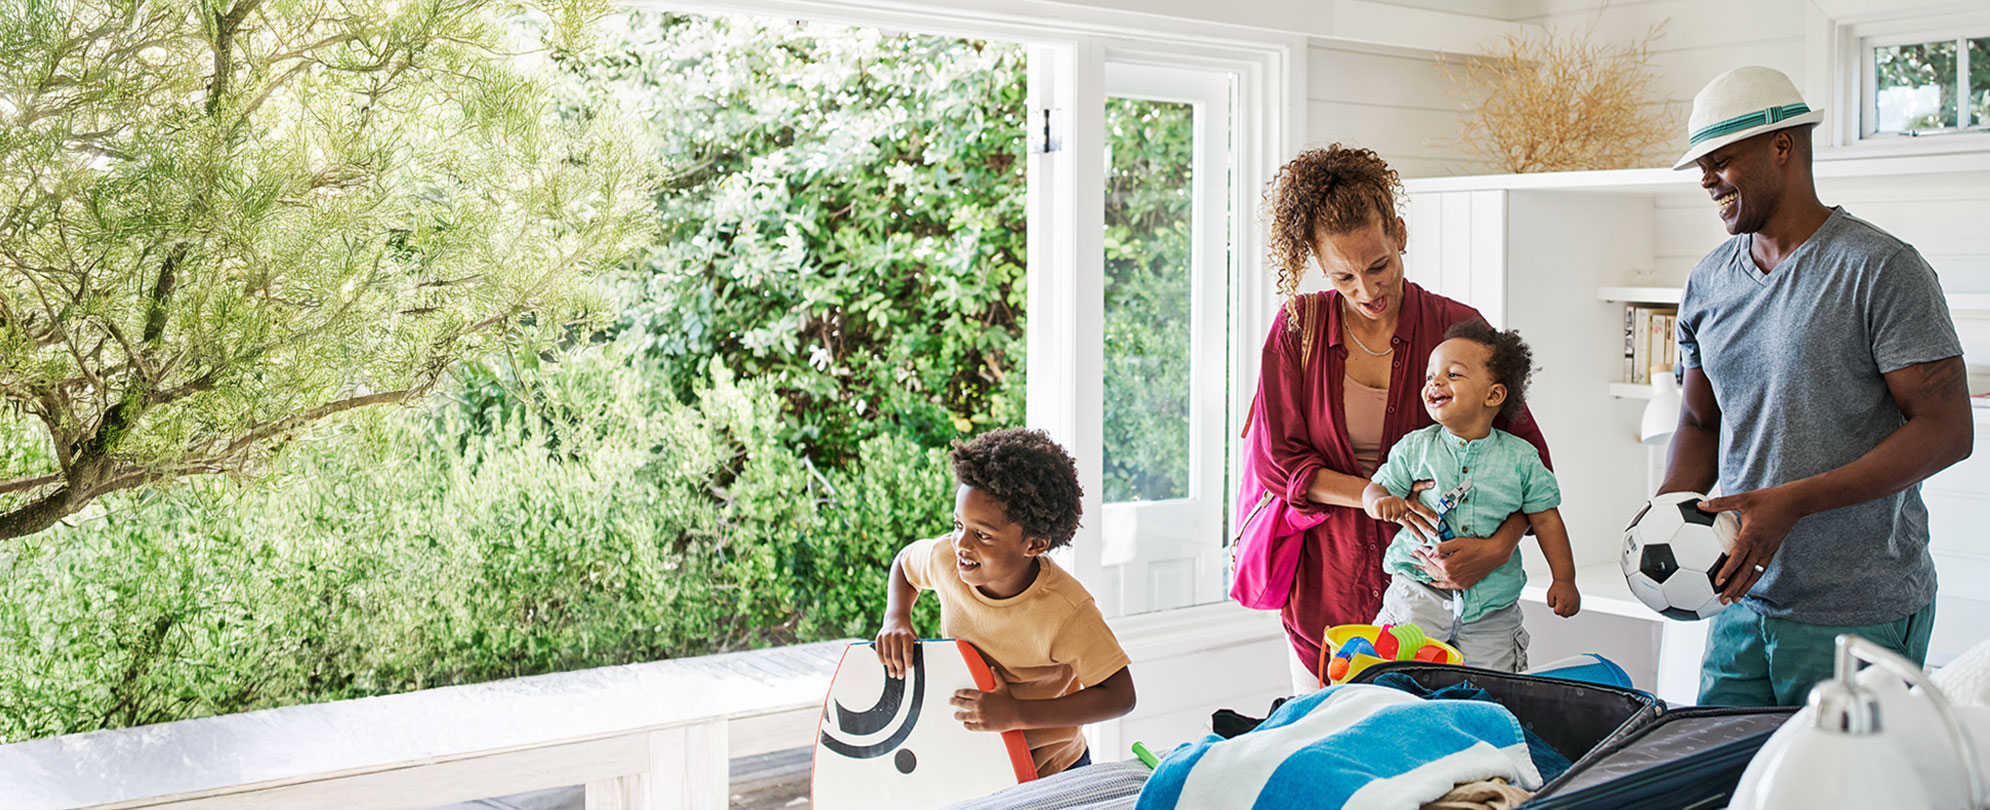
[1387,406,1395,413]
[1372,588,1380,597]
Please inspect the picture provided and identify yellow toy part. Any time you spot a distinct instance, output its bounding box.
[1318,624,1463,685]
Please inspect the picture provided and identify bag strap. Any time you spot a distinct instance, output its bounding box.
[1298,291,1319,369]
[1240,293,1320,441]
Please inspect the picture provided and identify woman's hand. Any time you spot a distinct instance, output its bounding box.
[1416,509,1527,590]
[1414,535,1516,590]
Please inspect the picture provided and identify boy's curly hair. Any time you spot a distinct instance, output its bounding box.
[1443,320,1535,416]
[949,428,1084,549]
[1261,144,1403,331]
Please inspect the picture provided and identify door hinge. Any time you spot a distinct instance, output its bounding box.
[1028,107,1062,154]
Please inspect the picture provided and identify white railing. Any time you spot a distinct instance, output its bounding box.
[0,639,851,810]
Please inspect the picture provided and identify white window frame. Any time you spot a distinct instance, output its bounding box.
[1859,29,1990,138]
[635,0,1303,619]
[1026,36,1299,616]
[1088,61,1233,617]
[1811,6,1990,154]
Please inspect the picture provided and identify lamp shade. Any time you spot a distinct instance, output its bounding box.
[1732,636,1987,810]
[1639,371,1682,445]
[1731,710,1932,810]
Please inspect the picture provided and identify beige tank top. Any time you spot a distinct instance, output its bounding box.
[1343,375,1389,475]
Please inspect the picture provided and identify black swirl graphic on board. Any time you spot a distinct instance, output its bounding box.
[820,643,925,762]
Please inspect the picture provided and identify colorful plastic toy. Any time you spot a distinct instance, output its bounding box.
[1374,623,1428,661]
[1319,624,1465,684]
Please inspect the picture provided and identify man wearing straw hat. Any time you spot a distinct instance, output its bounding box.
[1656,66,1973,707]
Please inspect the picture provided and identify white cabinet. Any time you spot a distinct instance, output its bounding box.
[1400,153,1990,696]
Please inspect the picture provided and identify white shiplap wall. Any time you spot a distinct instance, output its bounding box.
[1305,0,1811,179]
[1511,0,1810,135]
[1305,45,1481,177]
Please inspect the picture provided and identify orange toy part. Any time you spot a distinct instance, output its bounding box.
[1327,656,1350,681]
[1374,625,1400,660]
[1413,643,1448,663]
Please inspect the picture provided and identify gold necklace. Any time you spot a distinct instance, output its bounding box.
[1342,299,1394,357]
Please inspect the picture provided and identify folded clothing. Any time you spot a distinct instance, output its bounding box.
[1368,672,1575,781]
[1137,684,1543,810]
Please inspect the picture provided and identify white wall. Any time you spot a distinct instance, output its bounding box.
[1512,0,1810,131]
[1301,0,1812,179]
[1305,45,1482,177]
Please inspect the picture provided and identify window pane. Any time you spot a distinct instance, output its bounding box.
[1874,39,1959,132]
[1972,37,1990,127]
[1101,97,1195,503]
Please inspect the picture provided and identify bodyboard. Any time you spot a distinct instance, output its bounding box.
[810,639,1035,809]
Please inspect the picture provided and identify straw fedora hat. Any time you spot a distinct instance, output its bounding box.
[1672,66,1824,170]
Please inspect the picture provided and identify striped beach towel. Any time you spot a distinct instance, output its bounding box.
[1136,684,1542,810]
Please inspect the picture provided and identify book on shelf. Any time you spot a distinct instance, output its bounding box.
[1622,304,1678,384]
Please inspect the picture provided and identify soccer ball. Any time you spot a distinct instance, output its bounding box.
[1621,491,1741,621]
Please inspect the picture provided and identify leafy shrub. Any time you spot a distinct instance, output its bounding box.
[0,12,1014,743]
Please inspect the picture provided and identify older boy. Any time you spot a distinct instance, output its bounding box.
[875,428,1136,776]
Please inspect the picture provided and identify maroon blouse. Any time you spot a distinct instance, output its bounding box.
[1247,282,1552,677]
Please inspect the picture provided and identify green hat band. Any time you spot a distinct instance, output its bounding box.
[1689,103,1812,146]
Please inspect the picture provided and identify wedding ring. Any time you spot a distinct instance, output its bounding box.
[1752,564,1766,572]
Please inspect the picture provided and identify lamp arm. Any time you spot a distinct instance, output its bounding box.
[1837,635,1987,809]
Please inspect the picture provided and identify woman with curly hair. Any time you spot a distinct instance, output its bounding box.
[1244,144,1552,691]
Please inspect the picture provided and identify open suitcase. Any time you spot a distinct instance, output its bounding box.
[1518,706,1794,809]
[1350,662,1796,810]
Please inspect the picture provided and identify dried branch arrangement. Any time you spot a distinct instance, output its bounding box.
[1442,19,1676,173]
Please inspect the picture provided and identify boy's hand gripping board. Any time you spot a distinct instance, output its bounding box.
[811,639,1036,809]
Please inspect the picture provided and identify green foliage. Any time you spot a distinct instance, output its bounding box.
[0,347,946,741]
[0,0,659,538]
[0,11,1018,743]
[1101,98,1195,502]
[1872,36,1990,130]
[559,12,1030,460]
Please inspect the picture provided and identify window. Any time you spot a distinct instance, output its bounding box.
[1865,32,1990,136]
[1093,63,1235,617]
[1022,38,1292,619]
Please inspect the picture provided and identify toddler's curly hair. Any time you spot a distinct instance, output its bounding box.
[1443,320,1535,416]
[949,428,1084,548]
[1262,144,1403,330]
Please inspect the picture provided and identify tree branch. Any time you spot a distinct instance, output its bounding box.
[0,474,61,496]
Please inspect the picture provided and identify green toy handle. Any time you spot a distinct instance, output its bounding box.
[1132,740,1159,768]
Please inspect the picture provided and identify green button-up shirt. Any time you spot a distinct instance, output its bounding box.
[1372,424,1561,623]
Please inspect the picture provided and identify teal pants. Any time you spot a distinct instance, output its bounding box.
[1698,599,1937,707]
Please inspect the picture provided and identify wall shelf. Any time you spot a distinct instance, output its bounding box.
[1598,286,1683,305]
[1596,288,1990,312]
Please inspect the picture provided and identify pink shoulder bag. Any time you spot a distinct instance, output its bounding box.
[1229,294,1329,611]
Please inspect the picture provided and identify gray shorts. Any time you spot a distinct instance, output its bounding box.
[1373,574,1529,672]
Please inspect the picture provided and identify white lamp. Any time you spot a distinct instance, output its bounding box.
[1730,635,1989,810]
[1639,368,1682,494]
[1638,368,1681,446]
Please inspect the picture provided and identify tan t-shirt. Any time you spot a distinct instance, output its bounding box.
[896,535,1131,776]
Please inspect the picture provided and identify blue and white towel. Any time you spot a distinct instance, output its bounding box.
[1135,684,1543,810]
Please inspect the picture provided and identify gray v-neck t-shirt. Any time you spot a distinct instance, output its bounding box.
[1677,207,1962,625]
